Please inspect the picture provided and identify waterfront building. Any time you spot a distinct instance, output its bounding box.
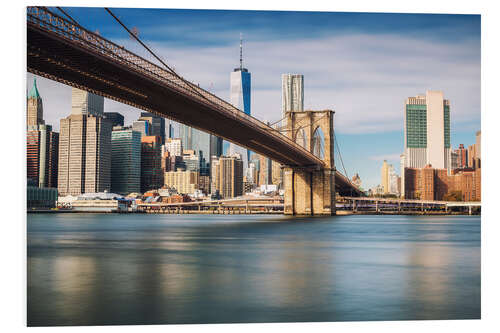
[139,112,165,144]
[27,124,59,188]
[389,165,399,195]
[228,34,251,168]
[70,192,129,212]
[381,160,390,194]
[456,144,468,168]
[164,170,199,195]
[71,87,104,116]
[210,156,220,194]
[451,150,459,170]
[132,120,150,137]
[400,154,406,196]
[404,165,481,201]
[141,136,163,193]
[27,78,44,126]
[104,112,124,127]
[402,91,451,170]
[111,126,141,194]
[58,114,112,196]
[26,79,59,188]
[27,186,58,209]
[258,153,273,186]
[401,91,451,194]
[351,173,362,189]
[199,175,211,194]
[281,74,304,118]
[468,144,477,170]
[215,154,243,199]
[476,130,481,167]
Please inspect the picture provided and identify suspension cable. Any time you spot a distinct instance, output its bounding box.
[268,115,287,127]
[333,129,349,181]
[56,6,80,26]
[104,7,212,104]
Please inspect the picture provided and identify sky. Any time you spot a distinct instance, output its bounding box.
[26,7,481,189]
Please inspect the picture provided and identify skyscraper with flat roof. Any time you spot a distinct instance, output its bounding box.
[139,112,166,144]
[111,127,141,194]
[403,91,451,170]
[104,112,125,127]
[282,74,304,118]
[71,88,104,117]
[141,136,163,193]
[58,89,111,195]
[228,34,251,168]
[213,154,243,199]
[381,160,389,194]
[58,114,112,195]
[401,90,451,198]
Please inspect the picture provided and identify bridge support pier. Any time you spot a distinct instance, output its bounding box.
[284,167,335,216]
[283,110,336,216]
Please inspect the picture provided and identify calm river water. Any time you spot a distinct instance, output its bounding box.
[27,213,480,326]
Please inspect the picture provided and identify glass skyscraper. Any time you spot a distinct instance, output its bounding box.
[401,90,451,196]
[178,124,222,173]
[228,34,251,168]
[403,90,451,170]
[111,128,141,194]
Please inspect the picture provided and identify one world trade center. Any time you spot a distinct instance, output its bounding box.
[228,33,251,168]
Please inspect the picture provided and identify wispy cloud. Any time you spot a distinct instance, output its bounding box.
[369,154,403,162]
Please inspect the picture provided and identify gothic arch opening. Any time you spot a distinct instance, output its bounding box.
[312,126,325,159]
[295,128,308,150]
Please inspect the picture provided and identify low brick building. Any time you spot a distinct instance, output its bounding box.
[404,165,481,201]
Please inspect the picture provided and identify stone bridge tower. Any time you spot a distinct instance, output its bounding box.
[283,110,336,215]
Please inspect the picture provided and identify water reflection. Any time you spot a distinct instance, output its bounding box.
[27,214,480,326]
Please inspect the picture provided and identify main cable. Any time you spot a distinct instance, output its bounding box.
[104,7,212,104]
[56,7,80,26]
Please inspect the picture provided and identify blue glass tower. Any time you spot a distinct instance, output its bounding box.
[229,34,251,167]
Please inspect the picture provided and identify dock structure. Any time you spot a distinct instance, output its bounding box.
[136,197,284,214]
[337,197,481,215]
[135,196,480,215]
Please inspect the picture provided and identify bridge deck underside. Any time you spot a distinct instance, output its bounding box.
[27,24,319,168]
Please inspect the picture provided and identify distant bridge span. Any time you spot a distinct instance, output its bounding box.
[26,7,363,198]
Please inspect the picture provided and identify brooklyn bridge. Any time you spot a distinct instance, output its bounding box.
[27,6,363,215]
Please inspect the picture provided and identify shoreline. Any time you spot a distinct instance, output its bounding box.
[27,209,480,216]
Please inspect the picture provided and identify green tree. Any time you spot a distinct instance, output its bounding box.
[443,191,463,201]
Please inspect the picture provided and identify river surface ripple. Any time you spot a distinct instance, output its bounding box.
[27,213,481,326]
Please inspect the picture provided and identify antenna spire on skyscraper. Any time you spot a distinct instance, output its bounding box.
[239,32,243,70]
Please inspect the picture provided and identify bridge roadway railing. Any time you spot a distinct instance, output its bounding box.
[27,6,323,167]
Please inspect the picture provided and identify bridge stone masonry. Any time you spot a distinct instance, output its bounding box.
[283,110,336,216]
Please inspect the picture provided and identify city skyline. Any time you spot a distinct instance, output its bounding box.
[25,8,480,189]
